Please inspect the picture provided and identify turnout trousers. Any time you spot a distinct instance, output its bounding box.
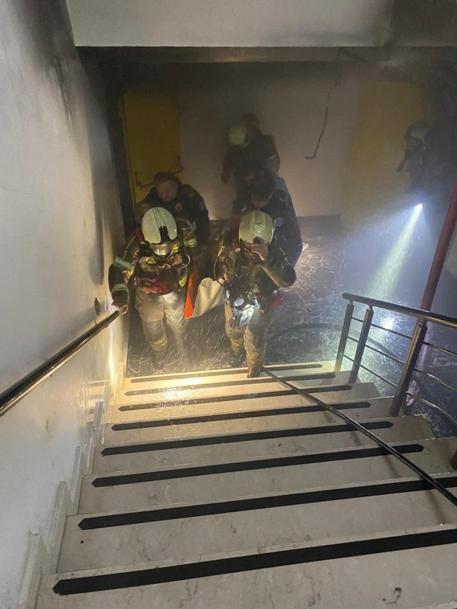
[224,303,272,369]
[135,289,185,352]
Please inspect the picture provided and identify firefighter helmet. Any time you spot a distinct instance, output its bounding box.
[405,121,429,144]
[239,210,274,245]
[228,123,248,147]
[141,207,178,256]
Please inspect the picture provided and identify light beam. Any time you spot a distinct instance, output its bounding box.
[369,205,424,300]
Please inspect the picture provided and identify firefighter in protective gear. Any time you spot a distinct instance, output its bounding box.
[232,169,302,267]
[135,171,210,255]
[221,114,281,198]
[109,207,190,360]
[396,121,430,192]
[215,210,295,378]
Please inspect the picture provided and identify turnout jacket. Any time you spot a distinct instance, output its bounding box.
[215,232,296,313]
[232,189,302,266]
[222,131,280,191]
[109,228,190,299]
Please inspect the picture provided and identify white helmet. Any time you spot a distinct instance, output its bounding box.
[142,207,178,256]
[239,210,274,245]
[405,121,429,144]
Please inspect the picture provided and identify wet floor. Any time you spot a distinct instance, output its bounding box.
[126,217,457,436]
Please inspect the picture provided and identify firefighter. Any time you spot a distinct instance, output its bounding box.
[232,168,302,267]
[221,113,281,197]
[214,210,296,378]
[135,171,210,256]
[396,121,430,191]
[110,207,190,365]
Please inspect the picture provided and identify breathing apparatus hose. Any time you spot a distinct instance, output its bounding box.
[213,243,228,287]
[262,367,457,509]
[213,242,256,309]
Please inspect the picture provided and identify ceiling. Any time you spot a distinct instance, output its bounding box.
[67,0,394,47]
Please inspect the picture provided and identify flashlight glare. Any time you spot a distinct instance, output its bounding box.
[369,204,424,300]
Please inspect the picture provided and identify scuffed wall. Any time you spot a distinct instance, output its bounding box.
[0,1,124,606]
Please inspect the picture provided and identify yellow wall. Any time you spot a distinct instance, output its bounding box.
[121,87,181,205]
[341,81,429,226]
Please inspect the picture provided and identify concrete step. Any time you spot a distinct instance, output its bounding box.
[102,398,394,445]
[79,438,457,514]
[93,415,432,474]
[109,382,385,425]
[37,531,457,608]
[60,481,457,572]
[412,605,457,609]
[112,373,372,410]
[120,361,337,391]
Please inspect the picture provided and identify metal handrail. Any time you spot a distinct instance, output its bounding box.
[339,294,457,403]
[413,368,457,395]
[264,367,457,509]
[352,316,414,341]
[407,392,457,436]
[0,311,120,418]
[343,355,398,388]
[337,293,457,467]
[370,323,413,341]
[343,292,457,330]
[347,335,405,366]
[364,343,405,366]
[422,341,457,359]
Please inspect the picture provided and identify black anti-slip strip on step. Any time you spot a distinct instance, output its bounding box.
[119,388,292,410]
[124,372,335,395]
[53,527,457,595]
[92,443,423,487]
[129,363,322,383]
[103,420,393,455]
[111,400,371,431]
[118,384,352,411]
[79,475,457,530]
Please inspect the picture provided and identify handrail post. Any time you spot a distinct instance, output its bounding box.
[335,301,354,372]
[349,306,374,384]
[389,318,427,416]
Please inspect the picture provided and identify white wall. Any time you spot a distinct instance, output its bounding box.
[66,0,393,47]
[178,64,360,218]
[0,1,124,606]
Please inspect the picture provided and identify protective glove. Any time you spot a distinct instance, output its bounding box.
[249,241,268,263]
[241,238,268,263]
[112,289,129,314]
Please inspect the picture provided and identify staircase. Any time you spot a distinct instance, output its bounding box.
[36,360,457,609]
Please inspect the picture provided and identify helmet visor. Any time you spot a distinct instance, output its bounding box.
[150,240,174,257]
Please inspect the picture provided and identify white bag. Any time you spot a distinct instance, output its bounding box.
[189,278,225,318]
